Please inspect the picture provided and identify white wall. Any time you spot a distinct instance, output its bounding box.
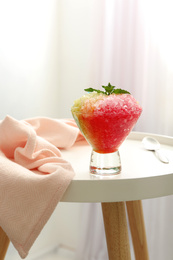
[0,0,59,119]
[0,1,85,258]
[0,0,97,120]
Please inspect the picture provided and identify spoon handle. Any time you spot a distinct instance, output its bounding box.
[155,149,169,164]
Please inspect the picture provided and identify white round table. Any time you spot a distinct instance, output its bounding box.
[61,131,173,202]
[60,132,173,260]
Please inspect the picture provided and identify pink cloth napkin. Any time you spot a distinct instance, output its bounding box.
[0,115,84,258]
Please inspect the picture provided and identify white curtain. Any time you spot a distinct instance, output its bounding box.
[73,1,173,260]
[1,0,172,259]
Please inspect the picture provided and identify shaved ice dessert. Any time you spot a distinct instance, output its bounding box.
[71,83,142,175]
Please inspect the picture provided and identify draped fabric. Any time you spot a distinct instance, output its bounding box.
[1,1,172,259]
[73,1,173,260]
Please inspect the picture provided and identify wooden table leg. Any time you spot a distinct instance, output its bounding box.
[102,202,131,260]
[0,227,10,260]
[126,200,149,260]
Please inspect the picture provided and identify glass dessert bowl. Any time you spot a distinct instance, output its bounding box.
[71,83,142,176]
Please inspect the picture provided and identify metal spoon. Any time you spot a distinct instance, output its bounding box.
[142,136,169,164]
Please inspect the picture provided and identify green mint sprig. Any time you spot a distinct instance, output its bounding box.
[84,83,130,95]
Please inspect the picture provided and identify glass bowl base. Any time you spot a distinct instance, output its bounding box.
[90,150,121,176]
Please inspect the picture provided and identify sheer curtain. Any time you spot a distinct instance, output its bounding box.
[73,1,173,260]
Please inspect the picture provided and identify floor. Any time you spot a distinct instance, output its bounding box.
[6,245,75,260]
[39,247,75,260]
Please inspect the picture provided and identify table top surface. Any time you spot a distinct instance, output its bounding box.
[61,131,173,203]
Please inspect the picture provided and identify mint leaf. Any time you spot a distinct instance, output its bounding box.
[84,88,105,94]
[102,83,115,95]
[112,88,130,94]
[85,83,130,95]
